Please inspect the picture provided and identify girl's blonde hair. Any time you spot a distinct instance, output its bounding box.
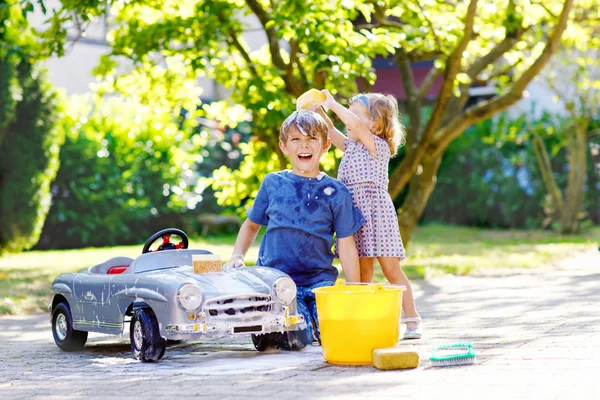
[350,93,406,156]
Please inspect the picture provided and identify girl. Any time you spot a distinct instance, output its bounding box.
[318,90,422,339]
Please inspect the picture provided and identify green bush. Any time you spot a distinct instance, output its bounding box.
[190,118,251,216]
[0,59,64,254]
[585,118,600,224]
[0,2,64,254]
[423,125,545,228]
[423,114,600,228]
[35,95,203,249]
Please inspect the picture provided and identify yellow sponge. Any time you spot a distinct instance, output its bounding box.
[296,89,326,110]
[372,348,420,370]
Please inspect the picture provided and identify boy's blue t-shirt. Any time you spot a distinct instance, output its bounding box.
[246,170,364,287]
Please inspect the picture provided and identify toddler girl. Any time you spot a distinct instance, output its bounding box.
[318,90,422,339]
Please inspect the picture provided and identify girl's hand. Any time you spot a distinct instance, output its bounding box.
[321,89,335,111]
[307,104,321,112]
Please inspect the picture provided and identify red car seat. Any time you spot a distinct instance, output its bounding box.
[107,266,128,274]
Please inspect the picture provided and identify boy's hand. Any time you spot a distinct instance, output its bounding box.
[223,252,246,270]
[321,89,335,111]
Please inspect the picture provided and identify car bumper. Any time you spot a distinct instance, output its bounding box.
[165,307,304,336]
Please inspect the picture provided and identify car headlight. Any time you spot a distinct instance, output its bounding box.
[273,277,296,305]
[177,284,203,311]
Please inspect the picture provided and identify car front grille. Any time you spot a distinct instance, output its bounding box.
[203,293,273,321]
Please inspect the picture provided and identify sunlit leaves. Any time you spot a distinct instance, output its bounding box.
[207,140,280,210]
[18,0,597,218]
[94,59,204,116]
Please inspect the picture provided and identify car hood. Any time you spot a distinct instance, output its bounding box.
[174,268,272,296]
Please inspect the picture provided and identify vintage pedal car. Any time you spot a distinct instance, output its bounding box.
[49,228,304,362]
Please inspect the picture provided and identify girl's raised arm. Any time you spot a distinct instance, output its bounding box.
[321,90,376,156]
[313,106,346,152]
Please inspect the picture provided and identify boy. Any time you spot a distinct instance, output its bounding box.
[224,109,363,350]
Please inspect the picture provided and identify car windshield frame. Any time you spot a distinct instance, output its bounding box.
[131,249,213,274]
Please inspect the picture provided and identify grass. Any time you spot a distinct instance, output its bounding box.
[1,224,598,315]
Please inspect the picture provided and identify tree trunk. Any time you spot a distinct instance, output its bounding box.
[531,130,564,219]
[396,153,443,245]
[560,123,588,233]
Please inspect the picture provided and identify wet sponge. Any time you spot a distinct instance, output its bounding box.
[296,89,326,110]
[372,348,420,370]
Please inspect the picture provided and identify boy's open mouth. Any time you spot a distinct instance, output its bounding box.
[298,153,313,162]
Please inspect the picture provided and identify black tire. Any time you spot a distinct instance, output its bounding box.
[277,331,309,351]
[251,332,281,352]
[51,302,88,351]
[130,308,166,362]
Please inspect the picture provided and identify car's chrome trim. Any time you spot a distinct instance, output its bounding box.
[74,320,122,328]
[113,288,168,302]
[203,293,273,321]
[205,293,270,303]
[56,314,68,340]
[133,321,143,349]
[205,310,271,321]
[52,283,72,295]
[165,311,304,336]
[205,299,274,311]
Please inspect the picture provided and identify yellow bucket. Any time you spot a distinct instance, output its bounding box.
[313,279,405,365]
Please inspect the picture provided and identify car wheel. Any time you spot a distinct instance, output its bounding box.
[130,308,166,362]
[251,332,281,352]
[52,302,88,351]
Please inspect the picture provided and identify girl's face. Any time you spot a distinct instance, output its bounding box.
[349,101,374,131]
[279,127,330,178]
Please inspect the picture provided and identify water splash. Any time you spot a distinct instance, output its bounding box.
[323,187,335,196]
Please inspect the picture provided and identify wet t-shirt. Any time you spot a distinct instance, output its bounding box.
[246,170,364,287]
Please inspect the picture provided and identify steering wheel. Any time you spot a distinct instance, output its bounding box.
[142,228,189,254]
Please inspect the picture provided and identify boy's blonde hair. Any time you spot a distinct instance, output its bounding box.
[350,93,406,156]
[280,110,328,144]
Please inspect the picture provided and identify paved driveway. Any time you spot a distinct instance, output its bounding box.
[1,251,599,399]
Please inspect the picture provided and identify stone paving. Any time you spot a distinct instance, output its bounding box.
[0,251,599,399]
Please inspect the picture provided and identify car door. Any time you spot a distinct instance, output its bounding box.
[72,274,119,332]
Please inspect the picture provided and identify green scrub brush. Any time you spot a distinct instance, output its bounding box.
[429,343,476,367]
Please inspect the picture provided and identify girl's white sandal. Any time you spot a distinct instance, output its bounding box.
[403,317,423,340]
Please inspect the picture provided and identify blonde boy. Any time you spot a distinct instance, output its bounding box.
[225,110,363,350]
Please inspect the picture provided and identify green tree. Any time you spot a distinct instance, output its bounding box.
[0,0,64,253]
[37,94,203,249]
[28,0,595,244]
[24,0,389,211]
[521,45,599,233]
[368,0,587,243]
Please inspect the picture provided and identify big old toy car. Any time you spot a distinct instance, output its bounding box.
[49,228,303,362]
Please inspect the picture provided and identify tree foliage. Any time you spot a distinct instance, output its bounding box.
[28,0,391,214]
[0,0,63,253]
[25,0,597,242]
[424,113,600,230]
[36,94,204,249]
[484,5,600,233]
